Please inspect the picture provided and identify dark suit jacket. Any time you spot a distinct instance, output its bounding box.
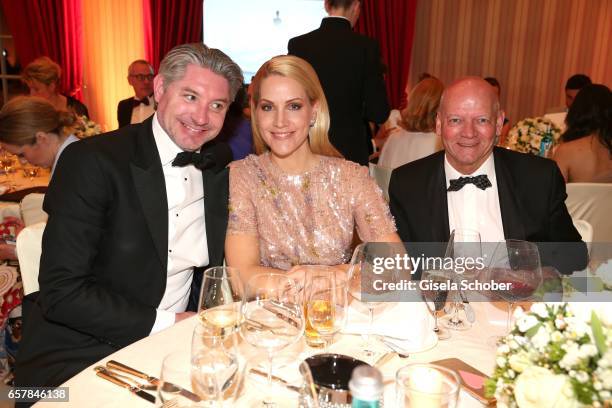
[389,148,587,274]
[15,117,230,390]
[117,97,134,128]
[288,17,390,165]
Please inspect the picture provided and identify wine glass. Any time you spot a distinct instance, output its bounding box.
[197,266,244,336]
[488,240,542,338]
[441,229,481,331]
[348,242,407,357]
[191,324,241,406]
[420,268,452,340]
[305,266,348,351]
[240,273,304,406]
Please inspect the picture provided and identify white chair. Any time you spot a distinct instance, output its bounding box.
[20,193,47,226]
[565,183,612,243]
[16,222,46,295]
[369,163,393,201]
[572,219,593,255]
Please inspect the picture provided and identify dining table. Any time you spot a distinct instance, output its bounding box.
[35,301,509,407]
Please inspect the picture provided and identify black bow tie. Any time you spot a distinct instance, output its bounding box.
[447,174,492,191]
[171,151,216,170]
[133,97,150,107]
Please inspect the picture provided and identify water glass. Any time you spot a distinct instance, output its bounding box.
[157,350,199,407]
[191,325,241,406]
[395,363,460,407]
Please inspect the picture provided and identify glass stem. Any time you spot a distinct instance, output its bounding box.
[267,350,274,385]
[506,302,514,335]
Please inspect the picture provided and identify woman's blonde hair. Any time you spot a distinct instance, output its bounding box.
[400,77,444,132]
[0,96,76,146]
[22,56,61,87]
[249,55,341,157]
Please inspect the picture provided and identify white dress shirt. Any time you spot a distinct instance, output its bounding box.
[130,95,155,125]
[150,114,208,334]
[445,153,505,243]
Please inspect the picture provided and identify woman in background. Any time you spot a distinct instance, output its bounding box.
[0,96,79,176]
[553,84,611,183]
[378,77,444,169]
[22,56,89,118]
[225,55,400,283]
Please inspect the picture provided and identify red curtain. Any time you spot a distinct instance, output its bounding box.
[148,0,203,73]
[0,0,84,99]
[355,0,418,109]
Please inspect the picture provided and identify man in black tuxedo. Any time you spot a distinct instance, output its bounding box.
[389,77,587,275]
[16,43,243,392]
[288,0,389,165]
[117,59,156,128]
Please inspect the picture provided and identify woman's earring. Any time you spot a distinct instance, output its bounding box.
[309,119,315,128]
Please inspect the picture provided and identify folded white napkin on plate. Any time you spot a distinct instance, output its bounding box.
[343,300,437,353]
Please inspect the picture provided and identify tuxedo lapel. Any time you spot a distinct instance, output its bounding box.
[493,148,526,239]
[203,169,229,267]
[429,154,450,242]
[129,119,168,270]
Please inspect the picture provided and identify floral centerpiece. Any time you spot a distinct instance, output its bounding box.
[73,115,102,139]
[505,117,561,156]
[485,303,611,407]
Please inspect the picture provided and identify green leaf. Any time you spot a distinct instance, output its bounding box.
[484,378,497,398]
[591,311,607,355]
[525,322,542,338]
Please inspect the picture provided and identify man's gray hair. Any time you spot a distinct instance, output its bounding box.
[128,60,154,75]
[159,43,243,102]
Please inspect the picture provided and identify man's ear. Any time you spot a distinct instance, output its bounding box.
[496,110,505,136]
[435,113,442,137]
[153,75,164,104]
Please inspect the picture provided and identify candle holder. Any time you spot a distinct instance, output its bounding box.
[395,363,460,408]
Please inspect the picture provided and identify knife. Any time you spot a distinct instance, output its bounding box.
[106,360,201,402]
[250,368,301,393]
[95,367,156,403]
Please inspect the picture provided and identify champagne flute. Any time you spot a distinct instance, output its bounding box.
[305,266,348,351]
[488,240,542,339]
[420,268,452,340]
[441,229,481,331]
[191,324,240,406]
[197,266,244,336]
[240,273,304,406]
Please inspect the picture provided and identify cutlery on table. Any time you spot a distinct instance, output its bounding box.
[249,368,301,393]
[106,360,201,402]
[94,366,155,403]
[374,336,410,358]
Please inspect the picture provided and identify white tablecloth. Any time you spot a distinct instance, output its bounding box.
[36,302,507,407]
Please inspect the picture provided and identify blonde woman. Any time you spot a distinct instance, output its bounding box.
[22,56,89,118]
[226,55,400,283]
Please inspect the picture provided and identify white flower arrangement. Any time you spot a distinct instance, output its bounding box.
[73,115,102,139]
[486,303,611,407]
[505,117,561,156]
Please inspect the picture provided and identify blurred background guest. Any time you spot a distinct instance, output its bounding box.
[216,86,253,160]
[22,57,89,118]
[0,96,79,175]
[377,77,444,169]
[484,77,511,146]
[117,59,155,128]
[553,84,612,183]
[565,73,592,109]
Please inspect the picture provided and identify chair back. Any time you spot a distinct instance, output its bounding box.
[369,163,393,201]
[16,222,46,296]
[20,193,47,226]
[565,183,612,243]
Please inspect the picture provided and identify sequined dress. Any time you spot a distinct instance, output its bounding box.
[228,153,396,270]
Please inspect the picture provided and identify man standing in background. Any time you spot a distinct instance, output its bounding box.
[288,0,389,165]
[117,59,156,128]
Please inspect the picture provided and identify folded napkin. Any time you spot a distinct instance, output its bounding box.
[343,300,437,352]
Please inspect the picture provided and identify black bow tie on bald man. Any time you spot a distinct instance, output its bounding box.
[447,174,492,191]
[172,151,216,170]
